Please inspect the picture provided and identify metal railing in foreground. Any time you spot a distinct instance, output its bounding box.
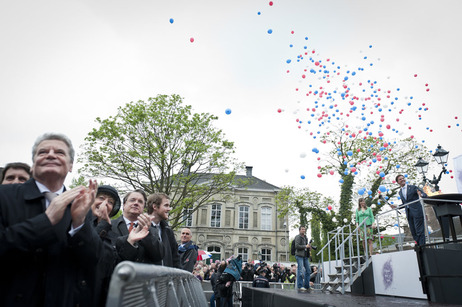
[106,261,208,307]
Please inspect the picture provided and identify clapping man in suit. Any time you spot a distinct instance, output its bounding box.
[0,133,102,306]
[396,174,428,246]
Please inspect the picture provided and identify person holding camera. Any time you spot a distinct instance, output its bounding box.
[294,225,312,290]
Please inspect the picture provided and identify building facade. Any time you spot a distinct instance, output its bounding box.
[175,166,289,263]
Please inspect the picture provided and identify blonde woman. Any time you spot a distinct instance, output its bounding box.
[355,198,376,256]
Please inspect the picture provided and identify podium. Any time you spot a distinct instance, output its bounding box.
[415,193,462,305]
[424,193,462,241]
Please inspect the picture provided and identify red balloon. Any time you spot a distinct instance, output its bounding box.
[317,173,322,178]
[269,1,274,5]
[327,205,332,210]
[190,37,195,43]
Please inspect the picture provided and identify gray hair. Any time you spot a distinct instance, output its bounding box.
[32,133,75,163]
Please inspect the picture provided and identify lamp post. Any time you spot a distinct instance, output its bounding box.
[414,145,449,191]
[283,221,288,262]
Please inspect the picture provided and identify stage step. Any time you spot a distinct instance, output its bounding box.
[321,256,371,294]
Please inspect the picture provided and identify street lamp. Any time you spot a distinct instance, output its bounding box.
[414,145,449,191]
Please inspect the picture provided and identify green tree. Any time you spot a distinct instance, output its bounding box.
[276,186,338,261]
[317,126,432,234]
[78,94,244,228]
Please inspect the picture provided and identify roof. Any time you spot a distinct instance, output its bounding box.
[191,172,280,192]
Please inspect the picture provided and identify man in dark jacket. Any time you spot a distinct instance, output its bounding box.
[294,225,312,290]
[112,190,164,264]
[396,174,428,246]
[253,269,270,288]
[0,133,103,306]
[147,193,180,268]
[178,227,198,272]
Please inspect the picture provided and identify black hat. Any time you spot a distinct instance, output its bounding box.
[97,185,121,217]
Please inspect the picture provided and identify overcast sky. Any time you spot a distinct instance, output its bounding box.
[1,0,461,204]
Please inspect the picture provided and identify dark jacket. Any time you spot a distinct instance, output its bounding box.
[153,219,180,268]
[294,234,310,258]
[178,240,198,272]
[0,179,103,307]
[252,274,270,288]
[399,184,427,219]
[112,215,164,264]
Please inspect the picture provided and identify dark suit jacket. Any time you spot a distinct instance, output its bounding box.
[399,184,427,219]
[112,215,165,264]
[0,179,103,307]
[153,219,180,268]
[178,240,198,272]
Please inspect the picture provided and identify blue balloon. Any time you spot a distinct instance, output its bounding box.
[301,175,305,179]
[225,108,232,115]
[358,189,365,195]
[379,172,385,177]
[267,29,273,34]
[286,59,291,64]
[339,179,344,183]
[169,18,174,24]
[379,185,386,193]
[347,151,353,156]
[367,190,372,195]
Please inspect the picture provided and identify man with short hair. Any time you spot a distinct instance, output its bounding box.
[112,189,164,264]
[147,192,180,268]
[252,268,270,288]
[178,227,198,272]
[1,162,31,184]
[294,225,312,290]
[0,133,103,306]
[395,174,428,246]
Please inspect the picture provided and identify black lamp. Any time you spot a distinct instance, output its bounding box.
[415,145,449,192]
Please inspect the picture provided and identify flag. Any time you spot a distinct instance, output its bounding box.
[454,154,462,193]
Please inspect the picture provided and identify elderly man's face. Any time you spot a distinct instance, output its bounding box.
[31,140,72,182]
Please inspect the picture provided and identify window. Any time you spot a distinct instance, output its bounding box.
[261,248,271,261]
[183,208,193,227]
[261,207,272,230]
[238,247,249,262]
[211,204,221,227]
[239,206,249,229]
[207,246,221,263]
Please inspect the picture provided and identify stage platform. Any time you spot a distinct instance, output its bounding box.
[242,288,454,307]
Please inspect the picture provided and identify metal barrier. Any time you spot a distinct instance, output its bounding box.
[106,261,208,307]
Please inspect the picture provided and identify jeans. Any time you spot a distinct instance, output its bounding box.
[296,255,311,289]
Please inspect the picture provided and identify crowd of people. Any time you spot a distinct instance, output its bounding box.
[0,132,427,307]
[0,133,204,307]
[190,257,321,306]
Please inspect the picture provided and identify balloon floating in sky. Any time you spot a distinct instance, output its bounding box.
[169,18,174,24]
[225,108,232,115]
[269,1,274,6]
[301,175,305,179]
[190,37,194,43]
[267,29,273,34]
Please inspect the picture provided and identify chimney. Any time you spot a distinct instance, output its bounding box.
[246,166,253,177]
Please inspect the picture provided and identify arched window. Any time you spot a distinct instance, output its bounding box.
[261,207,272,230]
[239,206,249,229]
[207,245,221,263]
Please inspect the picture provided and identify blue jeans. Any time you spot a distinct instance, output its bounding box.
[296,255,311,289]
